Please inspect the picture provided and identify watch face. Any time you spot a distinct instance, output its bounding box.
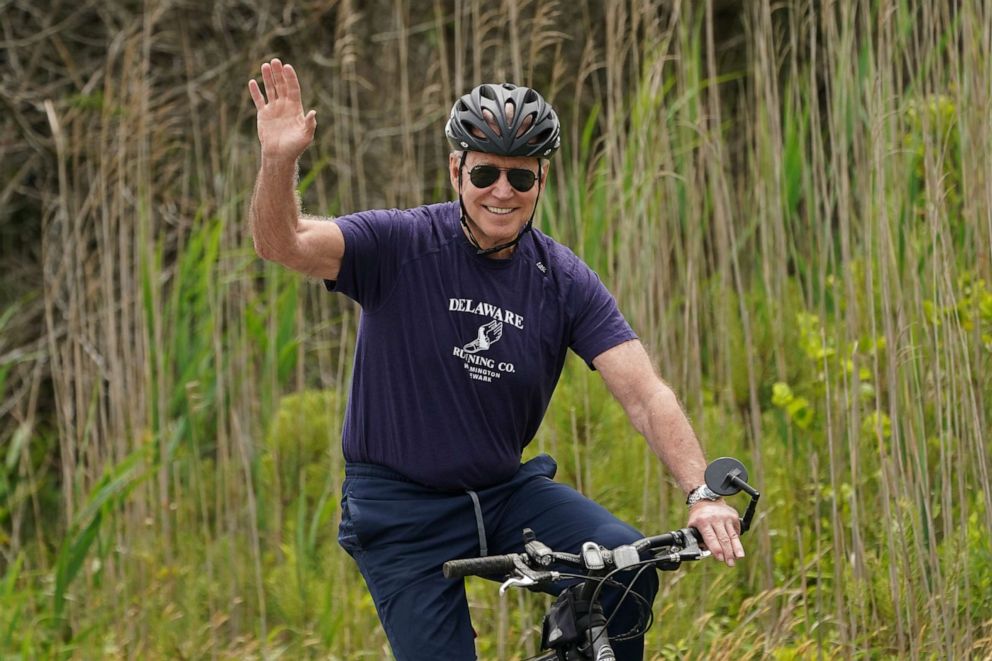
[687,485,719,506]
[687,486,704,505]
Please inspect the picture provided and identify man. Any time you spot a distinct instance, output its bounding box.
[248,58,744,660]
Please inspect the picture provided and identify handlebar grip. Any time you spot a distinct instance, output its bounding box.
[442,554,521,579]
[641,527,703,551]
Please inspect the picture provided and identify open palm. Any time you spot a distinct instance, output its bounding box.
[248,59,316,161]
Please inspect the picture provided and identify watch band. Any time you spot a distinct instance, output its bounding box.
[686,484,720,507]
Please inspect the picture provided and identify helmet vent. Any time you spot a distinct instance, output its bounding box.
[523,89,538,103]
[529,127,552,144]
[481,108,502,136]
[464,120,489,140]
[515,111,534,137]
[479,85,497,100]
[504,99,517,126]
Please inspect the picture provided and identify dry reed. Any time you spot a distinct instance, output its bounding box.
[0,0,989,657]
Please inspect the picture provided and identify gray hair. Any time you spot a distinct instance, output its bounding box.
[449,150,550,170]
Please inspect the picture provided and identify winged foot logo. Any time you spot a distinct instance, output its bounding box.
[448,298,521,383]
[461,320,502,354]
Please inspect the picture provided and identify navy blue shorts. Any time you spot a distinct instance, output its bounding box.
[338,454,658,660]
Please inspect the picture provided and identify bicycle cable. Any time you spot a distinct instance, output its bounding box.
[600,563,655,641]
[586,556,669,649]
[515,571,646,660]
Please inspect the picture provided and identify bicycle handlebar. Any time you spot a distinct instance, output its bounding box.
[444,456,759,583]
[442,526,706,581]
[635,526,703,552]
[442,553,524,579]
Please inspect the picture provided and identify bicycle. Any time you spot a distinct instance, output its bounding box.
[442,457,760,660]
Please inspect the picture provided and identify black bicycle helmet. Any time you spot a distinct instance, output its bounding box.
[445,83,561,158]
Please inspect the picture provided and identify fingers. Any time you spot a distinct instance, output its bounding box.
[248,79,265,109]
[261,61,278,101]
[698,525,731,566]
[714,520,743,567]
[271,59,289,100]
[690,504,745,568]
[729,523,746,562]
[706,530,732,565]
[254,59,305,109]
[282,63,303,102]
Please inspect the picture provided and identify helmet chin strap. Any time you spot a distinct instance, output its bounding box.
[457,151,543,257]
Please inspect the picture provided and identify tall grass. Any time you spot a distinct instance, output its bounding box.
[1,0,990,658]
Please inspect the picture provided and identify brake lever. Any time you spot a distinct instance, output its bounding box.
[680,527,712,561]
[499,575,535,594]
[498,555,558,595]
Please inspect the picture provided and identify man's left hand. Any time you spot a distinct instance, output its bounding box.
[687,500,745,567]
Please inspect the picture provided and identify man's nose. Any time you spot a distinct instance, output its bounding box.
[490,172,515,198]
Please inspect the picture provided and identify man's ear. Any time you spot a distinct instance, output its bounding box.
[449,152,461,191]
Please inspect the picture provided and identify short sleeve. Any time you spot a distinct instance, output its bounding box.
[323,208,415,310]
[565,260,638,368]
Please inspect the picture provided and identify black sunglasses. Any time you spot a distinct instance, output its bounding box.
[467,165,538,192]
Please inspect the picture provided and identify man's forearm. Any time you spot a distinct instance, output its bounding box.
[595,341,744,562]
[250,156,301,261]
[636,385,709,495]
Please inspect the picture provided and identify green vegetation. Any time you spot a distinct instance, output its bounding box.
[1,0,990,658]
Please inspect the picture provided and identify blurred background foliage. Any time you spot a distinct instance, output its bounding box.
[1,0,991,658]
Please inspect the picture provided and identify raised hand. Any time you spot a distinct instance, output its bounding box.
[248,59,317,162]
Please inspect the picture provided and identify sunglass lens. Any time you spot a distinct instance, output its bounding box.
[507,169,536,192]
[469,166,500,188]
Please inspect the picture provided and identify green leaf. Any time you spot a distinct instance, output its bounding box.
[1,551,24,599]
[771,382,794,408]
[52,444,152,626]
[5,423,30,471]
[579,102,601,156]
[786,397,814,430]
[53,511,103,623]
[0,362,10,406]
[72,444,150,527]
[298,156,330,196]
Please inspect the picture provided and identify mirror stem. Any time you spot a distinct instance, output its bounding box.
[728,474,759,498]
[739,491,760,533]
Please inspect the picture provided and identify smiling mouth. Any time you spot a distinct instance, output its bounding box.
[484,206,515,215]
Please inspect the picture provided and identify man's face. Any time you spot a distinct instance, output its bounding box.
[449,151,547,252]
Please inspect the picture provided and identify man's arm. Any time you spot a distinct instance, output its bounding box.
[248,59,344,280]
[592,339,746,567]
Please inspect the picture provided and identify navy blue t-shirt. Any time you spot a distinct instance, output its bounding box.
[326,201,636,490]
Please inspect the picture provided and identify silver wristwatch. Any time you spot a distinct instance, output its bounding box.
[685,484,720,507]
